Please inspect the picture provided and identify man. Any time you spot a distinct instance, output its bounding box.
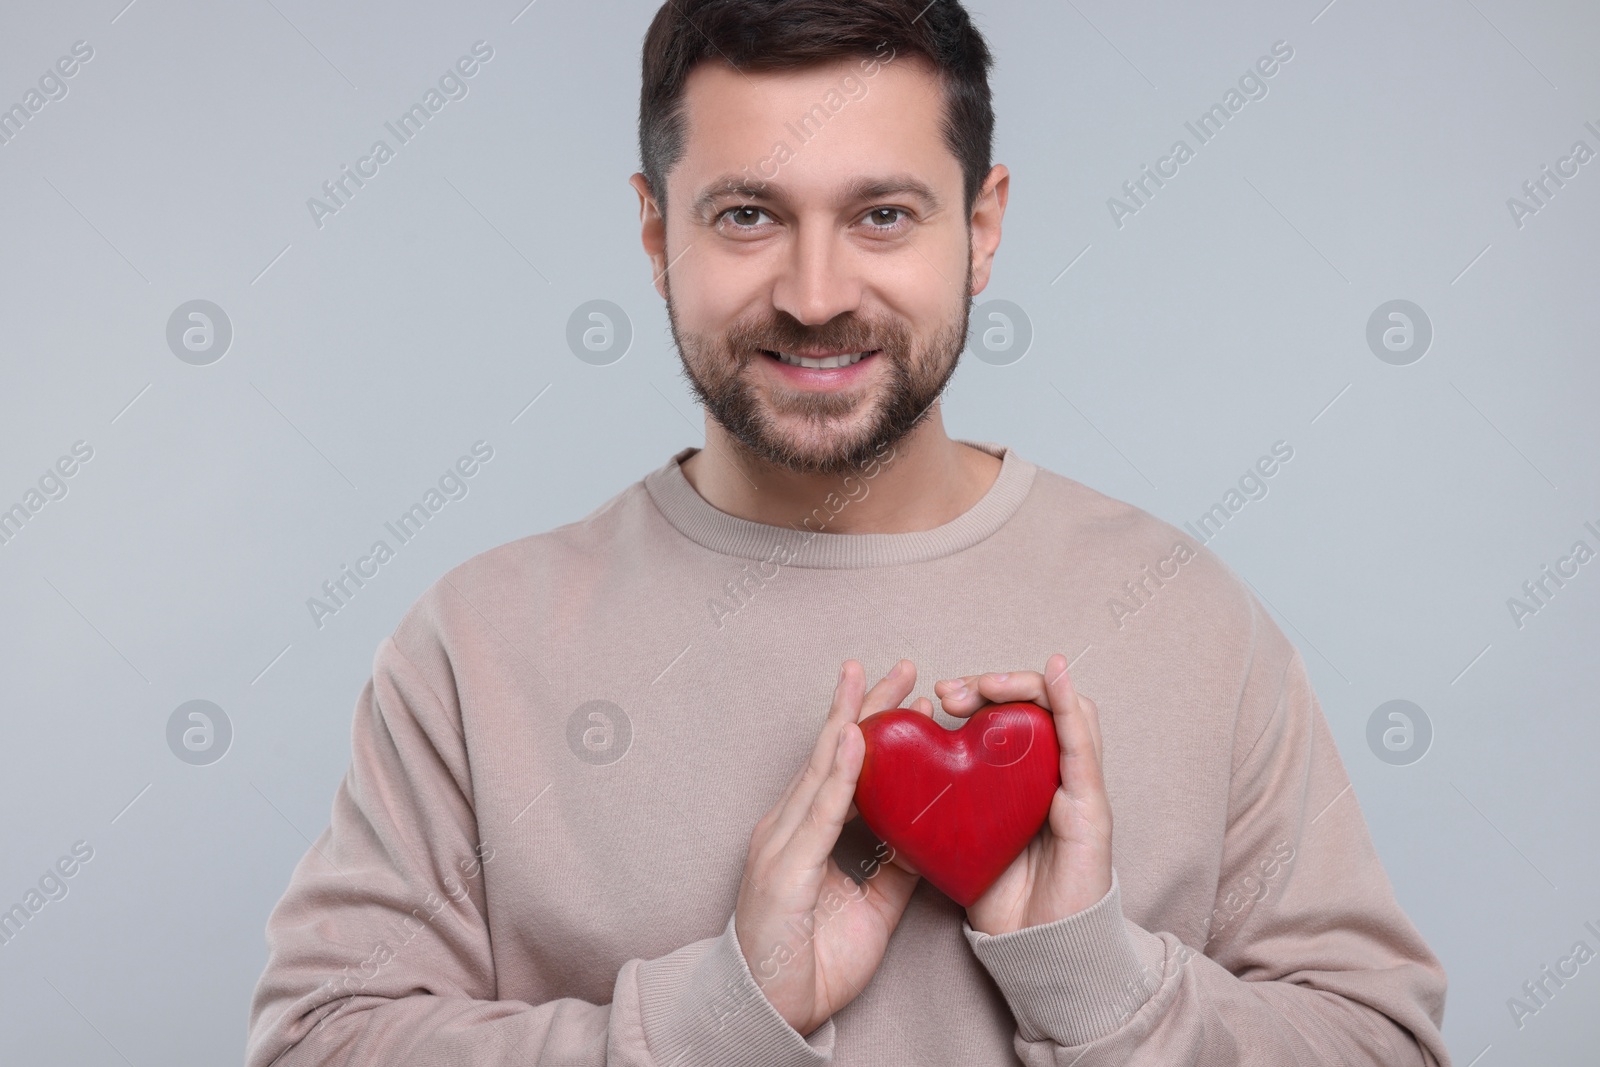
[247,1,1452,1064]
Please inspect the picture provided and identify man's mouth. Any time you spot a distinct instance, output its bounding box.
[761,349,878,369]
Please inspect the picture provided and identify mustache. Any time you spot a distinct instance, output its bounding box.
[724,313,909,357]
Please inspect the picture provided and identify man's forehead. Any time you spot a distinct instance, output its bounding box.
[672,54,956,203]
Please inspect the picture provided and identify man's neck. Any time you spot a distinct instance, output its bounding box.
[678,412,1004,535]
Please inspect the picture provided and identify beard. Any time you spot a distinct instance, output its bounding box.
[664,261,974,477]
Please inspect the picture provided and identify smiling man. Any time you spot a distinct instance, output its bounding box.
[246,2,1452,1065]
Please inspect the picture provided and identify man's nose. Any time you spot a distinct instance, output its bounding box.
[770,225,863,326]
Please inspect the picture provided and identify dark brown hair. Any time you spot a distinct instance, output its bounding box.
[638,0,995,216]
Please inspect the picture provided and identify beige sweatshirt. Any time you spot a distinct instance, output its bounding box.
[246,439,1452,1066]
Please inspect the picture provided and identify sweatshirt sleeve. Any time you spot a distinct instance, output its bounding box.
[960,597,1452,1066]
[245,632,835,1067]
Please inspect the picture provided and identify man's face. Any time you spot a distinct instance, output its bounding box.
[642,54,993,476]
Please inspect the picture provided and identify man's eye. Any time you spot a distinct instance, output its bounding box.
[864,207,908,229]
[719,206,772,228]
[716,205,909,232]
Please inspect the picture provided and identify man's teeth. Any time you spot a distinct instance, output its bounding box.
[772,350,871,369]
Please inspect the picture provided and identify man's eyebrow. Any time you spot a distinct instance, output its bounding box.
[690,173,944,217]
[845,175,943,212]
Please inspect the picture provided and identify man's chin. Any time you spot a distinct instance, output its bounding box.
[734,413,889,476]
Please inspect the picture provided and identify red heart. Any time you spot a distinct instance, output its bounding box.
[853,701,1060,907]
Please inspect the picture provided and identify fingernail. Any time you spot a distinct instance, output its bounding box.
[992,672,1010,682]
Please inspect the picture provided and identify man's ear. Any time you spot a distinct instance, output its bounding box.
[968,164,1009,296]
[629,172,669,299]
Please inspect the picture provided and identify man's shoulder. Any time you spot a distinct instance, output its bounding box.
[460,477,648,578]
[1026,462,1170,539]
[1020,460,1261,642]
[1020,460,1208,568]
[390,468,658,654]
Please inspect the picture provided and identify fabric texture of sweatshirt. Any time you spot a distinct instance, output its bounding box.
[246,439,1452,1066]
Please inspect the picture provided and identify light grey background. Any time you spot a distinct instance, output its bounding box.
[1,0,1596,1063]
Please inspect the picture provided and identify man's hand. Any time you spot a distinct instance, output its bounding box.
[932,653,1113,936]
[734,659,929,1036]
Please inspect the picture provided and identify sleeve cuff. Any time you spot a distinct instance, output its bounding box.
[961,868,1170,1047]
[635,911,835,1067]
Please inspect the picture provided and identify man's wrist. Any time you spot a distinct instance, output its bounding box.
[636,911,836,1067]
[961,869,1169,1047]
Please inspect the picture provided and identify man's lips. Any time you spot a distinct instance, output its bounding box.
[760,348,880,369]
[764,348,869,359]
[758,348,883,382]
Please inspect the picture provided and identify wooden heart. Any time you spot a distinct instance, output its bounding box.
[853,701,1060,907]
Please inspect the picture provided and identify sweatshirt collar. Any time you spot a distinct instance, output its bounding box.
[643,439,1037,569]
